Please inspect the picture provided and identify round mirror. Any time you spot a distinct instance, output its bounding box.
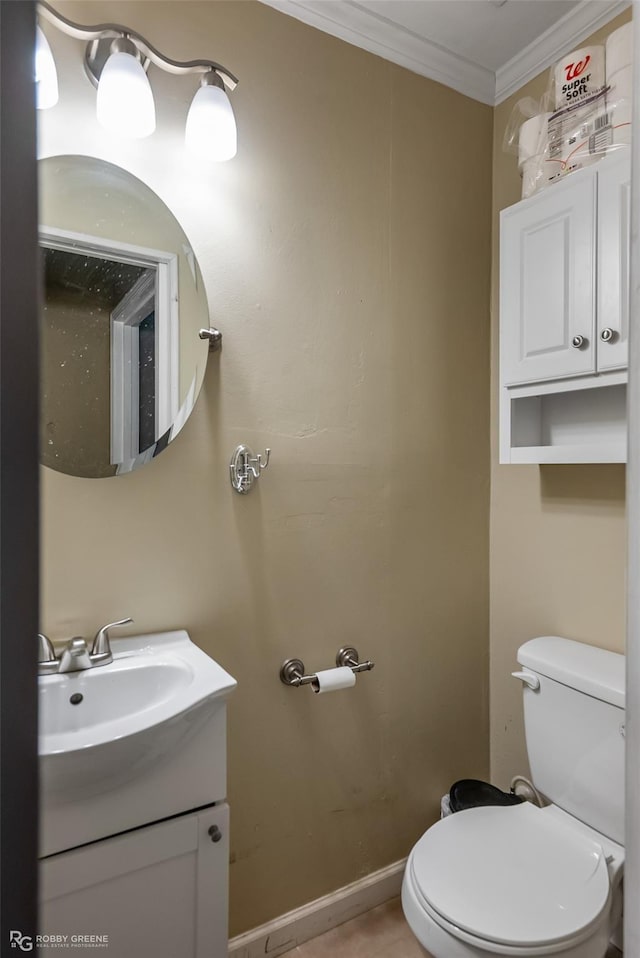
[39,155,211,478]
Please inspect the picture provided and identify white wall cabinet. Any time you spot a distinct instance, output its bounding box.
[500,151,630,464]
[501,170,597,387]
[39,804,230,958]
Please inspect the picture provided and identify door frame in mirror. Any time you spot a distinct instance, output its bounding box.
[40,226,179,467]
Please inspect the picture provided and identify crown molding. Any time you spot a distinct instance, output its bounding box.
[261,0,629,108]
[260,0,496,104]
[495,0,632,104]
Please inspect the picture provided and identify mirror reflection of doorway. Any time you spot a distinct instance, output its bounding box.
[40,229,179,478]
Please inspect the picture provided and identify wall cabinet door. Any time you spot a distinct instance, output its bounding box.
[597,153,631,371]
[501,170,597,386]
[39,804,229,958]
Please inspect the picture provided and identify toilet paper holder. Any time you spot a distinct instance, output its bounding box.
[280,647,375,688]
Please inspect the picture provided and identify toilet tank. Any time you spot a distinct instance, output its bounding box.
[516,636,625,845]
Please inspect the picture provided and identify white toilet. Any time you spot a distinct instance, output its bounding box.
[402,635,625,958]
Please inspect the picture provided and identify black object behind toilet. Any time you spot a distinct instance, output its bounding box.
[449,779,524,813]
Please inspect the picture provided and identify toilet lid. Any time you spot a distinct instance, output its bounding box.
[410,803,611,948]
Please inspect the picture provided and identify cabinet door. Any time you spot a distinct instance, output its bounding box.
[597,154,631,371]
[39,804,229,958]
[501,170,597,386]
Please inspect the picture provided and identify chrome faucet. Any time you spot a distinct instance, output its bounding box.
[57,637,93,673]
[38,618,134,675]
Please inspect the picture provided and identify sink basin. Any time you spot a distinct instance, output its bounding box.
[39,630,237,857]
[39,633,233,753]
[40,660,191,740]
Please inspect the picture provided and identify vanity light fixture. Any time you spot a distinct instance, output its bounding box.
[185,72,237,161]
[95,37,156,139]
[36,1,238,158]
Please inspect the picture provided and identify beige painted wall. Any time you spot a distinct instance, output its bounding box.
[489,10,631,788]
[39,1,492,936]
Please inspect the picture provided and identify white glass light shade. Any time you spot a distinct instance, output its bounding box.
[35,26,58,110]
[96,51,156,138]
[185,83,237,161]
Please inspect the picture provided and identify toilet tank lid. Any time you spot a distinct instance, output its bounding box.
[517,636,624,708]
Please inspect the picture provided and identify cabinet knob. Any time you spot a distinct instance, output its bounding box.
[600,327,615,343]
[571,335,586,349]
[208,825,222,843]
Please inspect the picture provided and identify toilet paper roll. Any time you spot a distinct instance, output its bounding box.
[518,113,551,166]
[555,45,605,109]
[606,23,633,79]
[521,157,546,199]
[312,666,356,694]
[608,65,634,103]
[612,100,632,145]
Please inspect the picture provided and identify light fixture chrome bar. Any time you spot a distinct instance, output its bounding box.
[37,0,238,89]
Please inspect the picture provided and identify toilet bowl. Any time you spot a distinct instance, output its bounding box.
[402,803,623,958]
[402,636,625,958]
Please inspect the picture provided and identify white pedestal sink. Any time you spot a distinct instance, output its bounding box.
[39,630,236,857]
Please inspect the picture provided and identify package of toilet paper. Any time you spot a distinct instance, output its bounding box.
[503,21,632,198]
[505,97,604,199]
[546,89,611,182]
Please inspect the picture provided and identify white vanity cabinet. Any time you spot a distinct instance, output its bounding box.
[37,631,237,958]
[40,805,229,958]
[500,151,630,464]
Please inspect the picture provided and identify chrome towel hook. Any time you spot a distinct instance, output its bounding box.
[230,444,271,494]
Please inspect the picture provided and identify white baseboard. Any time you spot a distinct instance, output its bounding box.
[228,858,407,958]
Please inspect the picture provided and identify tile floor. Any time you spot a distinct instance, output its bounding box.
[282,899,427,957]
[282,898,623,957]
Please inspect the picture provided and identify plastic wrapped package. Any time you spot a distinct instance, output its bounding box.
[607,23,633,74]
[609,66,632,144]
[504,96,553,199]
[547,87,610,182]
[504,25,632,200]
[518,113,551,199]
[606,24,634,146]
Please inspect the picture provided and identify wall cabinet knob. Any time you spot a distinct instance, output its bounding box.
[208,825,222,843]
[571,335,586,349]
[600,327,615,343]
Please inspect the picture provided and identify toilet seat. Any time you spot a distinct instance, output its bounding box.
[409,803,611,950]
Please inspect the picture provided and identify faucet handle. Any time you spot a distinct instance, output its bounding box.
[38,633,56,663]
[91,617,133,656]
